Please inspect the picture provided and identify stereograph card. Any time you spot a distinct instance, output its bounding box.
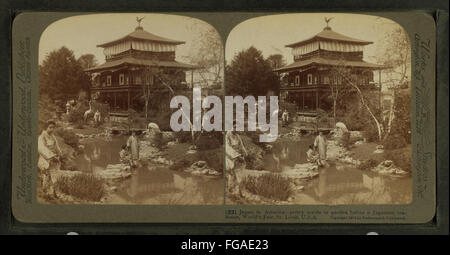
[11,11,437,224]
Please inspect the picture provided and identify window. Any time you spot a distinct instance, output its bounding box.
[324,76,330,84]
[119,74,125,85]
[295,75,300,86]
[307,74,313,85]
[135,76,142,85]
[106,75,112,86]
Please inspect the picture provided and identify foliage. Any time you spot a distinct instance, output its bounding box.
[187,21,224,87]
[384,146,412,172]
[39,46,92,101]
[226,46,280,97]
[358,158,379,170]
[195,132,223,150]
[55,173,105,201]
[174,131,193,143]
[240,174,293,201]
[198,148,224,172]
[383,133,407,150]
[388,91,411,144]
[266,54,286,69]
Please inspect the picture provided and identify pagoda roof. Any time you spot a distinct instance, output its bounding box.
[84,57,197,72]
[97,27,185,48]
[285,27,373,48]
[274,57,385,72]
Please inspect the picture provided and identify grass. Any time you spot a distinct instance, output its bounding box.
[240,173,293,201]
[55,173,105,201]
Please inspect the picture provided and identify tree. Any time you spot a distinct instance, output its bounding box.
[187,22,224,88]
[376,27,411,135]
[333,65,384,142]
[39,46,91,101]
[226,46,280,97]
[266,54,286,69]
[78,54,98,70]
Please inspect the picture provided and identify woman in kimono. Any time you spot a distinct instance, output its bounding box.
[225,131,248,196]
[38,120,62,198]
[314,131,327,167]
[127,130,140,167]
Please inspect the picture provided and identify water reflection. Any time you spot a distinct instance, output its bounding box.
[76,137,223,205]
[266,139,412,204]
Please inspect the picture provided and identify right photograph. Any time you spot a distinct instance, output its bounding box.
[225,13,412,205]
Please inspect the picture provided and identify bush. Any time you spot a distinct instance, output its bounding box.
[240,173,293,201]
[384,146,412,172]
[358,159,379,170]
[383,133,407,150]
[198,148,224,172]
[55,173,105,201]
[174,131,192,143]
[195,132,222,150]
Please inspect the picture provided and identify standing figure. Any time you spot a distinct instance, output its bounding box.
[127,130,140,167]
[93,110,101,126]
[38,120,62,198]
[282,109,289,127]
[314,131,327,166]
[225,131,248,196]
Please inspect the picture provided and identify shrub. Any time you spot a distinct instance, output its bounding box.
[358,159,379,170]
[384,146,412,172]
[55,173,105,201]
[198,148,224,172]
[174,131,193,143]
[240,173,293,201]
[383,133,407,150]
[195,132,222,150]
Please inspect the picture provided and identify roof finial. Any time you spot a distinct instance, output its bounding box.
[324,17,333,30]
[136,17,144,29]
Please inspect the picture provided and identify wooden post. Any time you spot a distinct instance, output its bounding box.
[114,92,117,110]
[302,92,305,110]
[315,90,319,110]
[128,90,130,111]
[191,70,194,88]
[378,69,382,110]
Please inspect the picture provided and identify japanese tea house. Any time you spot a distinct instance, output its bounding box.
[274,22,385,116]
[84,22,196,113]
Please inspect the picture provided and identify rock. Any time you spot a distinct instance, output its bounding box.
[167,141,177,146]
[382,160,393,167]
[372,160,408,177]
[354,140,364,145]
[191,161,207,169]
[161,131,176,142]
[376,145,384,150]
[97,164,132,180]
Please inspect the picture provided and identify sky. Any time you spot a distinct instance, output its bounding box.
[39,13,220,66]
[225,13,406,65]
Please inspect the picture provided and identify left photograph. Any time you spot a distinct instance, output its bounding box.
[38,13,224,205]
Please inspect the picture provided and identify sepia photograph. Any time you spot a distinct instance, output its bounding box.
[225,13,412,205]
[37,13,224,205]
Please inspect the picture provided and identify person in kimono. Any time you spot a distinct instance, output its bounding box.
[314,131,327,166]
[225,131,248,196]
[127,130,140,167]
[38,120,62,198]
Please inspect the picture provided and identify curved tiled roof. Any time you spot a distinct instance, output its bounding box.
[286,27,372,48]
[97,27,185,48]
[84,57,197,72]
[273,57,385,72]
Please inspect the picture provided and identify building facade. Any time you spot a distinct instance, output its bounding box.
[85,23,196,113]
[274,24,384,115]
